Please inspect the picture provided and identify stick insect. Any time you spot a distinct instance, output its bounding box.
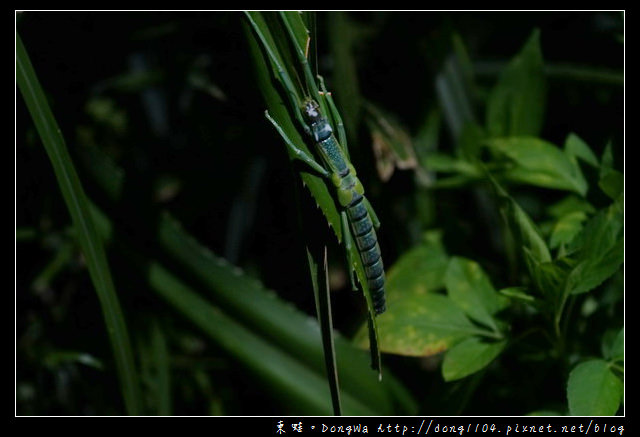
[246,12,385,372]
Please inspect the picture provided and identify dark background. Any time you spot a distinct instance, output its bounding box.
[16,11,623,415]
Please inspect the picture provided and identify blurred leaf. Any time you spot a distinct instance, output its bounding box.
[486,30,545,137]
[43,351,104,370]
[599,142,624,200]
[91,202,404,415]
[549,210,588,249]
[444,257,509,333]
[458,121,486,162]
[546,195,595,218]
[327,11,362,142]
[602,328,624,362]
[137,320,172,415]
[498,286,536,303]
[485,137,587,196]
[491,175,551,264]
[564,133,599,168]
[364,101,417,181]
[565,196,623,295]
[423,151,483,189]
[81,108,413,414]
[158,211,407,413]
[599,169,624,201]
[523,248,570,306]
[442,337,506,381]
[435,34,476,141]
[413,107,442,183]
[567,359,622,416]
[490,175,573,306]
[17,32,141,415]
[148,261,378,415]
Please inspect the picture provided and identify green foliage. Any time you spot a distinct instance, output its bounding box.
[486,30,546,137]
[17,32,142,415]
[17,12,622,416]
[567,358,623,416]
[369,25,623,415]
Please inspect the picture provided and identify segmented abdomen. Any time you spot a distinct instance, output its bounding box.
[346,193,386,315]
[305,100,386,315]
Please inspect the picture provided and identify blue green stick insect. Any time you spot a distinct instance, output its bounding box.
[246,12,386,316]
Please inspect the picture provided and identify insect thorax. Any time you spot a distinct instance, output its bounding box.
[302,100,333,142]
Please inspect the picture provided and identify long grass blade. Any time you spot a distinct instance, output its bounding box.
[16,32,142,415]
[307,246,342,415]
[76,129,406,414]
[89,203,379,415]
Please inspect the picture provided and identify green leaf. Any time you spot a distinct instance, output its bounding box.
[498,286,536,303]
[487,30,545,137]
[368,293,482,357]
[157,212,404,413]
[523,248,570,305]
[489,176,574,306]
[491,175,551,264]
[566,239,623,296]
[352,233,449,367]
[17,32,141,415]
[354,233,491,358]
[598,142,624,200]
[384,231,450,299]
[148,261,377,415]
[137,319,172,415]
[564,133,599,167]
[610,329,624,362]
[602,328,624,362]
[423,152,481,177]
[91,202,411,415]
[444,257,509,333]
[353,232,500,356]
[308,246,342,415]
[458,121,486,162]
[599,170,624,201]
[280,11,310,59]
[442,337,507,381]
[485,137,587,196]
[567,360,623,416]
[547,195,595,218]
[549,210,588,249]
[436,34,477,141]
[565,197,623,295]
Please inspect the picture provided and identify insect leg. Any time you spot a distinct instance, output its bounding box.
[279,12,322,102]
[317,75,349,160]
[340,210,358,291]
[363,196,381,230]
[265,110,329,178]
